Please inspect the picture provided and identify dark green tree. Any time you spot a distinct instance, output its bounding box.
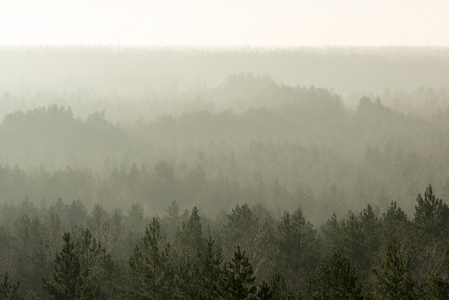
[270,272,299,300]
[219,246,257,300]
[123,217,174,299]
[174,256,201,300]
[73,227,115,299]
[413,185,449,281]
[256,281,272,300]
[307,252,363,300]
[427,250,449,299]
[373,238,416,300]
[414,185,449,238]
[272,208,319,291]
[382,201,410,242]
[198,236,223,299]
[42,232,99,300]
[175,206,203,260]
[1,272,21,300]
[12,214,50,297]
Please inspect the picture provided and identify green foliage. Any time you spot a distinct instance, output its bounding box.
[163,200,180,239]
[382,201,410,241]
[307,252,364,300]
[425,250,449,299]
[256,281,272,299]
[1,272,22,300]
[12,214,50,298]
[427,273,449,299]
[272,208,319,291]
[219,246,257,300]
[125,202,146,235]
[197,236,223,299]
[373,238,416,300]
[72,227,115,299]
[321,204,381,286]
[174,256,201,299]
[414,184,449,239]
[42,232,99,300]
[2,184,449,299]
[123,217,174,300]
[175,207,203,260]
[270,273,300,300]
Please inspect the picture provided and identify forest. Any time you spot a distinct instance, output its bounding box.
[1,47,449,299]
[2,185,449,299]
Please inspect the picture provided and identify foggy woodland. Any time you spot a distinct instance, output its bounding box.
[2,47,449,299]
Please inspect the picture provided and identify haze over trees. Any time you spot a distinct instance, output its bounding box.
[1,46,449,299]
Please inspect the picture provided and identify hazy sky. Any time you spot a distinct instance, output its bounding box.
[1,0,448,47]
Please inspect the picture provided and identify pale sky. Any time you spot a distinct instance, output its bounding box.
[1,0,448,47]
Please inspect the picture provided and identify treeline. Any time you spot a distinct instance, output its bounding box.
[2,185,449,299]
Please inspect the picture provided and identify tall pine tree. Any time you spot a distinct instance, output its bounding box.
[373,238,416,300]
[123,217,174,300]
[42,232,99,300]
[219,246,257,300]
[307,252,363,300]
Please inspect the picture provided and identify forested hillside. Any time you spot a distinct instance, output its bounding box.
[1,47,449,299]
[1,75,449,223]
[2,185,449,299]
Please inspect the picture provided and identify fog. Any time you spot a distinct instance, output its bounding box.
[2,46,449,298]
[1,46,449,214]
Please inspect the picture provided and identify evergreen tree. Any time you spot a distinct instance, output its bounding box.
[73,227,115,299]
[123,217,174,299]
[414,184,449,239]
[428,273,449,300]
[381,201,410,243]
[1,272,21,300]
[270,272,299,300]
[12,214,50,296]
[307,252,363,300]
[273,208,319,291]
[175,206,203,261]
[413,185,449,282]
[219,246,257,300]
[197,236,223,299]
[373,238,416,300]
[42,232,98,300]
[174,256,201,300]
[256,281,272,300]
[163,200,180,239]
[427,250,449,299]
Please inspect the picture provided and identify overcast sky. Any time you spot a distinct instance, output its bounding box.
[1,0,448,47]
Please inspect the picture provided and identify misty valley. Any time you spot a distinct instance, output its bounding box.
[1,47,449,299]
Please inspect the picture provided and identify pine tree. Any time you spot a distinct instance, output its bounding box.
[270,272,302,300]
[219,246,257,300]
[175,256,201,300]
[273,208,319,291]
[73,227,115,299]
[175,206,203,260]
[414,184,449,238]
[257,281,272,300]
[42,232,98,300]
[198,236,223,299]
[428,250,449,299]
[124,217,174,300]
[373,238,416,300]
[1,272,21,300]
[307,252,363,300]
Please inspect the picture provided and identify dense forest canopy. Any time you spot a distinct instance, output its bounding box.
[1,46,449,299]
[1,66,449,221]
